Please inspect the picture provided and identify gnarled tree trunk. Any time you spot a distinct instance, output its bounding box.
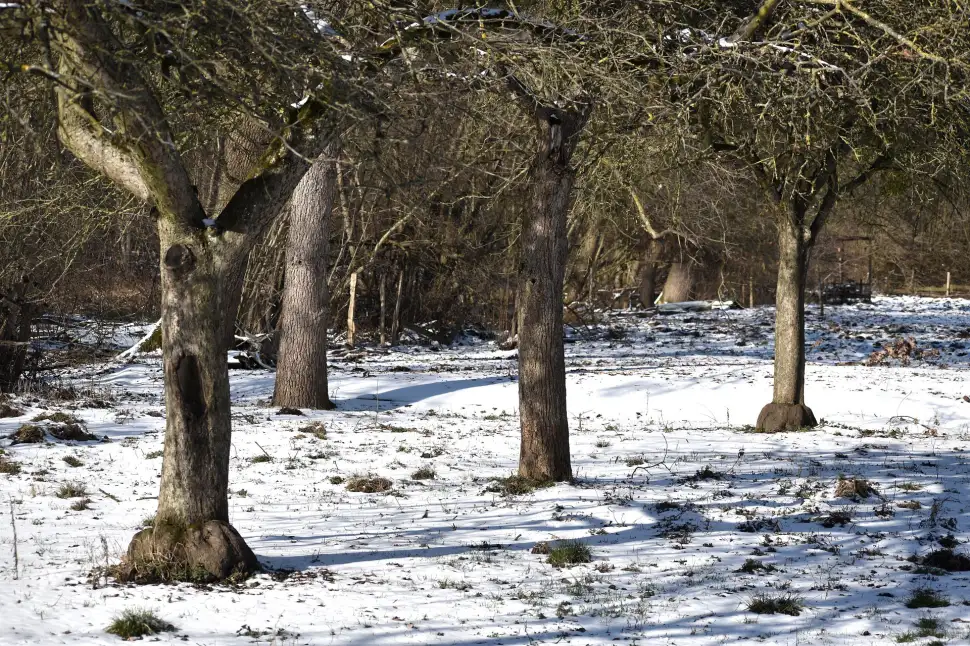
[273,143,340,410]
[51,0,325,581]
[125,224,258,580]
[515,99,590,482]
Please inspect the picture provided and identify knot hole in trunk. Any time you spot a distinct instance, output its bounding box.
[175,354,207,421]
[164,244,196,277]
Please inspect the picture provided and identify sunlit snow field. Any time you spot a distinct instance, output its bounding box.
[2,296,970,645]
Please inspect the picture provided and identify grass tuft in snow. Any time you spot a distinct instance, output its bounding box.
[486,475,554,497]
[905,587,950,609]
[680,465,725,483]
[0,456,21,475]
[10,423,45,444]
[56,481,88,498]
[547,540,592,568]
[746,593,804,616]
[300,421,327,439]
[0,401,23,418]
[411,466,436,480]
[921,549,970,572]
[834,476,878,500]
[249,454,273,464]
[62,455,83,468]
[737,558,777,574]
[346,474,393,493]
[816,509,853,528]
[105,608,176,639]
[896,616,947,642]
[32,411,82,424]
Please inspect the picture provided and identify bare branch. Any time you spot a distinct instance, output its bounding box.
[51,1,202,226]
[731,0,785,43]
[56,90,151,202]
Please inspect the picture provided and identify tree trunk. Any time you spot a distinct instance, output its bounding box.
[126,223,258,581]
[756,220,817,432]
[347,272,358,348]
[638,238,661,308]
[390,269,404,344]
[0,290,34,392]
[184,120,275,352]
[379,272,387,345]
[50,2,324,584]
[661,261,693,303]
[273,147,339,410]
[517,112,586,483]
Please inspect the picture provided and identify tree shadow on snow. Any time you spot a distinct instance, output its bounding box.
[251,441,970,644]
[333,376,514,412]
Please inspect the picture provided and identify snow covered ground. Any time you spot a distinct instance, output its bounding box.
[2,296,970,645]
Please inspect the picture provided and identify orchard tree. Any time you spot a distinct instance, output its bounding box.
[378,5,646,481]
[1,0,370,580]
[658,0,970,430]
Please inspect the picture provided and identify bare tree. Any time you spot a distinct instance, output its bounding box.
[657,0,970,430]
[2,0,359,580]
[507,77,592,481]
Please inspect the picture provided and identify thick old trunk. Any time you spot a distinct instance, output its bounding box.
[756,220,817,431]
[517,115,583,483]
[51,2,327,584]
[661,261,693,303]
[126,223,258,581]
[273,148,339,410]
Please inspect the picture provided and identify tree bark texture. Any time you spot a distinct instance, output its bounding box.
[661,261,693,303]
[390,269,404,344]
[756,218,817,431]
[347,272,358,348]
[516,106,588,482]
[273,144,340,410]
[182,120,277,351]
[153,224,237,526]
[379,273,387,345]
[772,221,808,406]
